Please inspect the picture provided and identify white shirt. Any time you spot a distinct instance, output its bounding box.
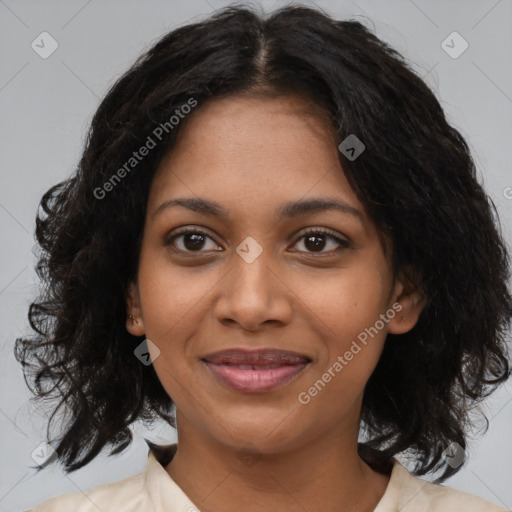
[29,445,507,511]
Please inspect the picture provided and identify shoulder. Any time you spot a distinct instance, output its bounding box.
[379,460,508,512]
[28,469,150,512]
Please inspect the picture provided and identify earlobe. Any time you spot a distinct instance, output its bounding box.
[126,282,145,336]
[387,275,426,335]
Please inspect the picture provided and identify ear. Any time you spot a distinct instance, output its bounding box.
[386,270,426,335]
[126,282,145,336]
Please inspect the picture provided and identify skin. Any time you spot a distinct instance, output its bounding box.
[126,94,424,512]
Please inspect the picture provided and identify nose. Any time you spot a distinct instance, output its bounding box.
[212,247,294,332]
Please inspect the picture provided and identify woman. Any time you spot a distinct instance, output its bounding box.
[18,4,511,511]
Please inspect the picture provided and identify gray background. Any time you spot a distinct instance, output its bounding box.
[1,0,511,510]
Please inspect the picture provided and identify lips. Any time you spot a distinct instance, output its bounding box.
[201,348,311,393]
[203,348,311,366]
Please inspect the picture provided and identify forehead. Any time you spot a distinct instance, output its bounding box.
[150,94,362,214]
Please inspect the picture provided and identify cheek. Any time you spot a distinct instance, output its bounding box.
[297,264,390,390]
[298,263,390,342]
[137,248,215,332]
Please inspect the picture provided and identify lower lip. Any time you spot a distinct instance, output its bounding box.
[203,361,309,393]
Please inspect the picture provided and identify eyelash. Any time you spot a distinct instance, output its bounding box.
[164,227,350,255]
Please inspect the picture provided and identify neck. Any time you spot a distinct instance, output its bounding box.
[164,416,391,512]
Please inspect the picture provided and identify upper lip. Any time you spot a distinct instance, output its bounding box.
[202,348,311,365]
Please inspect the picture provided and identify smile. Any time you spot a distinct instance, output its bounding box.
[202,361,310,392]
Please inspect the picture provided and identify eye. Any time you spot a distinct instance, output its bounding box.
[291,228,350,254]
[165,227,350,255]
[165,228,220,253]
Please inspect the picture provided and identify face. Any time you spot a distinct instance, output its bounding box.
[127,94,423,455]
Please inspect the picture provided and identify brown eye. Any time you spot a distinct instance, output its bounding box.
[166,229,220,253]
[291,229,350,254]
[164,227,349,255]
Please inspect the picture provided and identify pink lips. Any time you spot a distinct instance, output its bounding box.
[202,348,311,393]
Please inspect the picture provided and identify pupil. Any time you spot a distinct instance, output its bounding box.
[184,233,205,250]
[182,234,327,252]
[305,235,325,251]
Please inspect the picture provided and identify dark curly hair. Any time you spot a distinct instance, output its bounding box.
[15,3,511,482]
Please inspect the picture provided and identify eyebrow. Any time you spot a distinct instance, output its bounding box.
[152,196,364,221]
